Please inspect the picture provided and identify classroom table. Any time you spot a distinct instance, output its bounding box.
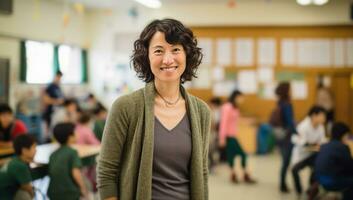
[0,143,101,180]
[32,143,101,180]
[33,143,101,165]
[0,147,14,158]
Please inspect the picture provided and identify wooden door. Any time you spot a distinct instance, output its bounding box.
[331,74,352,128]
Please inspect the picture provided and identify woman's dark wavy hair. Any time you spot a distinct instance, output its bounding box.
[131,18,203,83]
[275,82,291,103]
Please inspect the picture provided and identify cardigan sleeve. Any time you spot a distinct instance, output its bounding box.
[200,100,211,200]
[97,96,130,199]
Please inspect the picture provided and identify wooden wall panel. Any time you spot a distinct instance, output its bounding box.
[188,25,353,124]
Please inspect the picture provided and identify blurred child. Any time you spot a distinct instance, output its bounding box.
[75,113,100,145]
[219,90,256,184]
[93,106,107,141]
[0,103,28,148]
[51,98,79,129]
[75,113,100,191]
[291,106,326,196]
[209,97,222,171]
[48,123,87,200]
[0,134,36,200]
[315,122,353,200]
[80,93,105,114]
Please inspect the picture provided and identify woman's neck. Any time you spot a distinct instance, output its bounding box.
[154,80,180,101]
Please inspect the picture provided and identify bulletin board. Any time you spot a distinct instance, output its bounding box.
[188,25,353,124]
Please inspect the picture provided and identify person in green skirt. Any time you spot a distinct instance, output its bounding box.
[219,90,256,184]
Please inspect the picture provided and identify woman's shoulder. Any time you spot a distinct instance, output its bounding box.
[187,93,210,114]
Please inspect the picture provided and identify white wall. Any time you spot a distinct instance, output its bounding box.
[159,0,352,26]
[0,0,90,108]
[1,0,352,107]
[85,0,353,106]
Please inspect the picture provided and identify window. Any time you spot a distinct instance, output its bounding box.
[58,45,83,84]
[25,41,55,84]
[21,40,88,84]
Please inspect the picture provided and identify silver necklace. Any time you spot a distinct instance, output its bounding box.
[156,89,181,107]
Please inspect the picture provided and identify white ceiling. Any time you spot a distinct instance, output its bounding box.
[57,0,293,9]
[54,0,348,9]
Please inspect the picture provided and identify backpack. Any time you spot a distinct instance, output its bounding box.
[269,105,283,127]
[269,105,287,140]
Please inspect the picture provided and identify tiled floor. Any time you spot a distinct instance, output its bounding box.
[209,152,312,200]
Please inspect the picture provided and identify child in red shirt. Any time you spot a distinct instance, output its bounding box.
[0,103,28,147]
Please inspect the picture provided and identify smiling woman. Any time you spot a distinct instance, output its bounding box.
[97,18,211,200]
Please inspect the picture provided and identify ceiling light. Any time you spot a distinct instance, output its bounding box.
[296,0,312,6]
[313,0,329,5]
[134,0,162,9]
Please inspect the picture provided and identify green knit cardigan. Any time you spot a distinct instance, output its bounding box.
[97,82,211,200]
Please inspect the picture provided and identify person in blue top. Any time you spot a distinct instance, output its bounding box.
[42,71,64,128]
[315,122,353,200]
[274,82,297,193]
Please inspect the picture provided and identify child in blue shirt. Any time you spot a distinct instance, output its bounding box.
[315,122,353,200]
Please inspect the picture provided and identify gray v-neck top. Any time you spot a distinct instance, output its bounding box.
[152,114,192,200]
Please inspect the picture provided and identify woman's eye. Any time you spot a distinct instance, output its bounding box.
[154,49,163,54]
[173,48,181,53]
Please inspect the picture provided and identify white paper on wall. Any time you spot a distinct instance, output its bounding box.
[257,38,276,66]
[238,70,258,94]
[297,39,313,67]
[281,39,296,66]
[261,83,276,99]
[216,38,232,65]
[192,66,211,88]
[234,38,254,66]
[257,67,273,83]
[212,81,237,97]
[315,39,331,67]
[212,67,225,81]
[333,39,345,67]
[347,39,353,67]
[198,38,213,64]
[297,39,331,67]
[291,80,308,100]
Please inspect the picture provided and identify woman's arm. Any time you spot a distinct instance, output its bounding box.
[97,98,129,200]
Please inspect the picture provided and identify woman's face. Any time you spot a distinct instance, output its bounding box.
[148,31,186,84]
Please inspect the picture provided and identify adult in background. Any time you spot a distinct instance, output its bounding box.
[271,82,297,193]
[97,19,211,200]
[42,71,64,128]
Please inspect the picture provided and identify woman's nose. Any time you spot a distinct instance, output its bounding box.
[162,52,174,65]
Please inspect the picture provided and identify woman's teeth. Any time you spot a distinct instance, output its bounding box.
[161,67,177,71]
